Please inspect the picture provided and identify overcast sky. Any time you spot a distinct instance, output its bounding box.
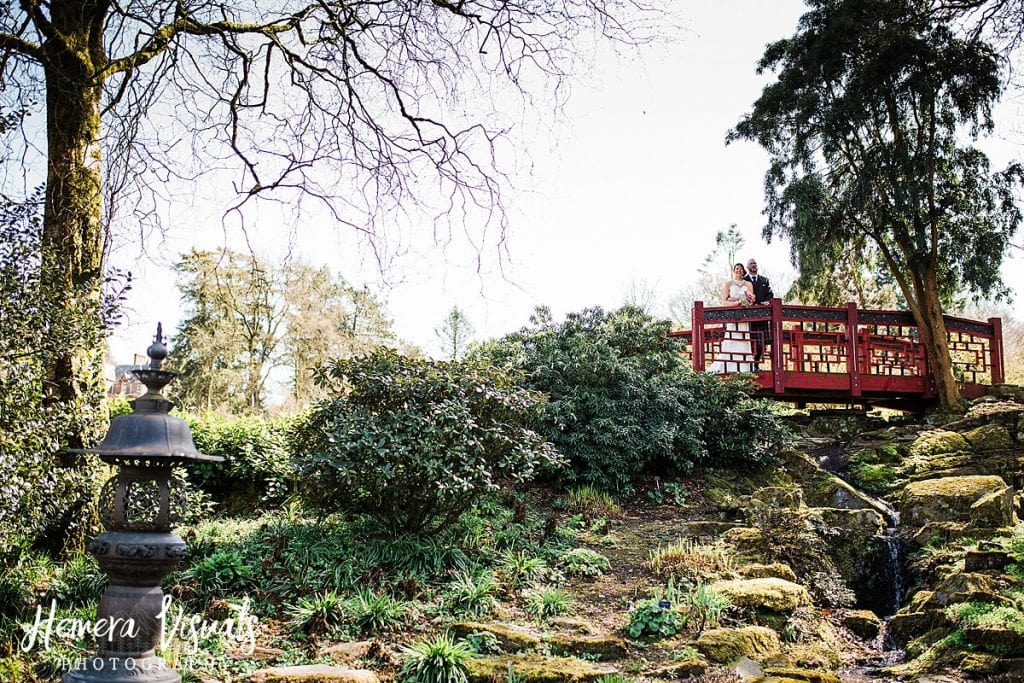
[108,0,1024,366]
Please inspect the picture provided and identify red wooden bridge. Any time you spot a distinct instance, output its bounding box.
[670,299,1005,410]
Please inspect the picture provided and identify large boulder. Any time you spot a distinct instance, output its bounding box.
[711,578,812,614]
[908,430,970,458]
[841,610,882,641]
[970,486,1016,527]
[899,475,1009,529]
[696,625,781,663]
[804,508,885,538]
[905,573,1012,610]
[964,423,1014,452]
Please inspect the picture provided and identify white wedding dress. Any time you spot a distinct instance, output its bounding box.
[707,282,753,374]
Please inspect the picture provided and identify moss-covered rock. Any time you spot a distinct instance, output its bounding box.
[899,475,1008,528]
[466,655,615,683]
[696,625,781,663]
[848,462,900,496]
[965,625,1024,655]
[885,610,950,648]
[647,657,707,679]
[804,508,885,538]
[909,430,970,458]
[959,651,1002,677]
[841,610,882,641]
[710,578,811,614]
[970,486,1016,528]
[906,573,1011,609]
[751,487,804,510]
[908,521,971,548]
[760,667,840,683]
[244,666,379,683]
[546,634,628,660]
[320,641,374,664]
[452,622,542,652]
[739,563,798,582]
[964,549,1012,572]
[964,423,1014,452]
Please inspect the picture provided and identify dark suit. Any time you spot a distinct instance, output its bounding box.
[745,274,773,363]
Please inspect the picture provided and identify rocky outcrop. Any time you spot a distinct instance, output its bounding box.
[899,475,1011,528]
[696,625,782,663]
[710,578,812,614]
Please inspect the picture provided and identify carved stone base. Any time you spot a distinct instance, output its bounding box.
[63,655,180,683]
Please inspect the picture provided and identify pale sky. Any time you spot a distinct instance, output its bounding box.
[107,0,1024,366]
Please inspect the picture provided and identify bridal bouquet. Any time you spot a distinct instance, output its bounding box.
[742,290,755,306]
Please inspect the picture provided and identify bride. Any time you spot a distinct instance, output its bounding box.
[707,263,755,374]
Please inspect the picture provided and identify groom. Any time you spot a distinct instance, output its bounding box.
[745,259,774,368]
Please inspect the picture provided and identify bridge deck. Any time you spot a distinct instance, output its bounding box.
[671,299,1003,411]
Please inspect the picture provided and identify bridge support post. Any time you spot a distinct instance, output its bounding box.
[692,301,705,372]
[989,317,1005,385]
[771,298,784,393]
[847,303,862,398]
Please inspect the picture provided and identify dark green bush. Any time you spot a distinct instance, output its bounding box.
[0,187,106,562]
[187,413,293,512]
[290,348,563,535]
[474,305,788,491]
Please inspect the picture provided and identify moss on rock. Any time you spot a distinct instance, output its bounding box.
[711,578,811,614]
[761,667,840,683]
[648,657,707,679]
[466,655,615,683]
[970,486,1016,528]
[964,424,1014,452]
[841,610,882,641]
[696,625,781,663]
[452,622,542,652]
[909,430,970,458]
[899,475,1008,528]
[546,635,628,660]
[739,563,798,582]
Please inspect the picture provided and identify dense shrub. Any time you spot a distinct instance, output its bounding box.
[187,413,293,512]
[291,348,563,534]
[474,306,788,491]
[0,187,107,562]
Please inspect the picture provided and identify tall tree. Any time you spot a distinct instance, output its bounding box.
[173,249,285,412]
[173,249,395,410]
[729,0,1023,410]
[285,266,395,405]
[0,0,658,440]
[435,306,475,360]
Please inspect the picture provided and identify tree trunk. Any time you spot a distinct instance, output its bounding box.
[913,274,962,412]
[41,4,108,447]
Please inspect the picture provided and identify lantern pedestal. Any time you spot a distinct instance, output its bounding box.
[64,324,221,683]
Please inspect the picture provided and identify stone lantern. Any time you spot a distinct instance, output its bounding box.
[65,324,221,683]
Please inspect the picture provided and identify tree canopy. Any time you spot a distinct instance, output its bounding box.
[0,0,660,441]
[729,0,1023,409]
[172,248,394,412]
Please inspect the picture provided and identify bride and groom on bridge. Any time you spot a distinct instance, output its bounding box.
[707,258,774,375]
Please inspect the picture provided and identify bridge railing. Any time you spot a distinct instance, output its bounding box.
[670,299,1003,400]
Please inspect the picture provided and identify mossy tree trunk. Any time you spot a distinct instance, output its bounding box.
[40,1,109,447]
